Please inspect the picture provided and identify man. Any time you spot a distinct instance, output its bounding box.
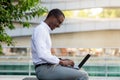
[31,8,88,80]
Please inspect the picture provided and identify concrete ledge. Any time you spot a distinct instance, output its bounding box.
[22,77,120,80]
[0,76,120,80]
[23,77,38,80]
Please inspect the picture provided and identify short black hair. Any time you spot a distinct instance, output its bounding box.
[46,8,65,18]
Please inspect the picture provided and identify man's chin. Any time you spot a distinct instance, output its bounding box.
[52,28,55,30]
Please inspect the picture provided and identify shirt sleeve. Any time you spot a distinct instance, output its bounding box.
[33,28,60,64]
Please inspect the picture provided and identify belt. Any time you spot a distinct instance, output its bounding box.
[35,63,52,69]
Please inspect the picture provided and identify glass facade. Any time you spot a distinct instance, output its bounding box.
[0,47,120,77]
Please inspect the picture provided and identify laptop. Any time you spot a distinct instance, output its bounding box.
[77,54,91,69]
[68,54,91,70]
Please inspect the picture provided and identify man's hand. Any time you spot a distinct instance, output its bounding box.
[59,59,74,67]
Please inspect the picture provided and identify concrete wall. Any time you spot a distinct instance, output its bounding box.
[6,30,120,48]
[6,19,120,37]
[41,0,120,10]
[51,30,120,48]
[3,0,120,48]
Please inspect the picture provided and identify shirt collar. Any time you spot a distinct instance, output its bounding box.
[41,21,51,32]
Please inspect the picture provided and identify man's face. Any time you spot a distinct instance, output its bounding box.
[50,15,65,30]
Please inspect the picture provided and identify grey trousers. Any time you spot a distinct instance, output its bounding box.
[35,64,88,80]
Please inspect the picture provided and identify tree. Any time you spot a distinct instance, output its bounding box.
[0,0,47,54]
[99,8,120,18]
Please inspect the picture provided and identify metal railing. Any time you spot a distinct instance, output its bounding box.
[0,55,120,77]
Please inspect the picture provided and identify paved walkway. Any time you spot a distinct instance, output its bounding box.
[0,75,120,80]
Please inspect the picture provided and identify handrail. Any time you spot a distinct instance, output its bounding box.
[0,56,120,77]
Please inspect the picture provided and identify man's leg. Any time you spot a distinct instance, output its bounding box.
[35,64,88,80]
[76,70,89,80]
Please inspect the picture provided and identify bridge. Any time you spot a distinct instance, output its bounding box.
[0,55,120,80]
[4,0,120,47]
[41,0,120,10]
[5,18,120,47]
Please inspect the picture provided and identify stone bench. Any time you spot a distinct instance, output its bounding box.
[23,77,38,80]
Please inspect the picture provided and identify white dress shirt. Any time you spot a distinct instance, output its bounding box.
[31,21,60,65]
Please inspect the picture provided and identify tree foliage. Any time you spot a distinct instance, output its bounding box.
[64,8,120,18]
[99,8,120,18]
[0,0,47,54]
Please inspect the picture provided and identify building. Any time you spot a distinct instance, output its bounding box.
[2,0,120,55]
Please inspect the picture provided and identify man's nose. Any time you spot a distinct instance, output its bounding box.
[56,23,60,28]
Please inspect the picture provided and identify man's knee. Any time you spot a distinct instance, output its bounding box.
[78,70,89,80]
[83,71,89,80]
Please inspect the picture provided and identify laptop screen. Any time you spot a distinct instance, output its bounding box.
[78,54,91,69]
